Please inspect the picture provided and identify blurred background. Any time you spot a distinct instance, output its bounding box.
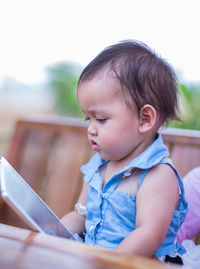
[0,0,200,156]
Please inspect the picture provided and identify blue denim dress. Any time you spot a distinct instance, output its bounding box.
[81,133,188,258]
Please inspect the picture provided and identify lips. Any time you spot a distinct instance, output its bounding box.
[90,139,100,151]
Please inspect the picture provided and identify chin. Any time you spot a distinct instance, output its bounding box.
[98,152,119,162]
[98,152,109,161]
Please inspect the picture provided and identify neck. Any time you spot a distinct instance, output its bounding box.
[107,132,157,176]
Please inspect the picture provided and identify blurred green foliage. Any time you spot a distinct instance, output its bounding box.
[46,62,83,117]
[170,83,200,130]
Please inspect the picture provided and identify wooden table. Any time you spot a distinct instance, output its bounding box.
[0,223,177,269]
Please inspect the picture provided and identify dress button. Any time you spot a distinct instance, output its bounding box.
[90,225,94,232]
[124,170,132,177]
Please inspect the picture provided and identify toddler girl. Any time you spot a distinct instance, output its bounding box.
[62,40,188,264]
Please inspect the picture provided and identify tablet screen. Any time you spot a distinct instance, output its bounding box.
[0,157,75,239]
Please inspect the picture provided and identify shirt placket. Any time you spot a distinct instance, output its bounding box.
[90,172,125,244]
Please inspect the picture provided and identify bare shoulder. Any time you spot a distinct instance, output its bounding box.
[144,163,179,187]
[137,163,179,207]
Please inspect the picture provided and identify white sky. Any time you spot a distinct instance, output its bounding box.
[0,0,200,84]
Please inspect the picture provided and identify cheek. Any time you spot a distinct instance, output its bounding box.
[99,130,121,149]
[105,126,136,147]
[98,128,115,146]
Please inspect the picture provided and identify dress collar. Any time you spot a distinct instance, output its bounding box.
[81,133,169,179]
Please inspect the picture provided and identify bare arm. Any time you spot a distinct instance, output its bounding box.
[115,164,179,257]
[61,181,89,235]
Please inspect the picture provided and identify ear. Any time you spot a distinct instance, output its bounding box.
[138,104,157,133]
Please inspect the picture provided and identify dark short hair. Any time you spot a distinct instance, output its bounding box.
[78,40,179,125]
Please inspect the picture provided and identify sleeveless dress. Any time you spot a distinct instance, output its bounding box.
[81,133,188,258]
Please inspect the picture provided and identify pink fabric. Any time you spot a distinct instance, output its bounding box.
[177,167,200,243]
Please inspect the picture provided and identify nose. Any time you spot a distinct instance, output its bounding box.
[88,121,98,136]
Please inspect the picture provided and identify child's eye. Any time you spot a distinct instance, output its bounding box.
[96,118,106,123]
[84,117,90,122]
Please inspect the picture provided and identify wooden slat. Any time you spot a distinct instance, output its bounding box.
[161,128,200,177]
[44,131,90,216]
[17,130,56,193]
[0,223,174,269]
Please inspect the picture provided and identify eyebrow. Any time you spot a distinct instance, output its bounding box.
[82,108,108,116]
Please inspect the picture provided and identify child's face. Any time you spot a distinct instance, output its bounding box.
[77,71,143,162]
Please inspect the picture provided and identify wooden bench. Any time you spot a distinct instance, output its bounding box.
[0,116,92,228]
[0,223,172,269]
[161,127,200,178]
[0,116,200,232]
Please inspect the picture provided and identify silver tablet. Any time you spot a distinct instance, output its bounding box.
[0,156,81,241]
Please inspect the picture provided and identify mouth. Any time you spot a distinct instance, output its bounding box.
[90,139,100,151]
